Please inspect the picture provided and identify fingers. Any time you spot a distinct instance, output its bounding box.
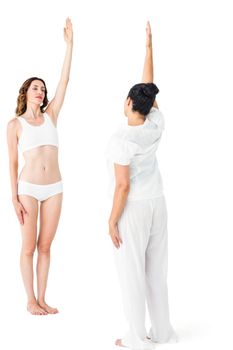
[112,235,120,249]
[108,222,123,249]
[146,21,152,38]
[115,226,123,245]
[17,203,27,225]
[21,203,27,215]
[17,210,24,225]
[64,17,73,42]
[110,230,123,249]
[66,17,72,27]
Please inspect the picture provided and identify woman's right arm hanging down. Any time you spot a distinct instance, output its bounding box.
[7,119,27,224]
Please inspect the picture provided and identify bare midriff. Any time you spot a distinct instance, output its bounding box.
[18,145,62,184]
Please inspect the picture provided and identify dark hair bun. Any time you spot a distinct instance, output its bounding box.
[142,83,159,98]
[127,82,160,116]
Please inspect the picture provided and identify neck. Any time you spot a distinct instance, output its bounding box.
[127,110,145,126]
[25,104,42,119]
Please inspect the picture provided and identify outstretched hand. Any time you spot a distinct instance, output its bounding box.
[146,21,152,48]
[64,17,73,44]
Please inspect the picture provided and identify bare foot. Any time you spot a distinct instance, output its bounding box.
[115,337,151,347]
[115,339,127,347]
[27,301,48,315]
[38,301,59,314]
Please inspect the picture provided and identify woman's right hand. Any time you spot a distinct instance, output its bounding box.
[108,221,123,249]
[12,198,27,225]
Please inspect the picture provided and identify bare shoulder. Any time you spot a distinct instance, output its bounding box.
[7,116,20,128]
[7,117,21,134]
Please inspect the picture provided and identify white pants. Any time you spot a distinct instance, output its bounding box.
[114,196,177,350]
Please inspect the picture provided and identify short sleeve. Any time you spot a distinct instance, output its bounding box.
[146,107,165,130]
[105,135,139,165]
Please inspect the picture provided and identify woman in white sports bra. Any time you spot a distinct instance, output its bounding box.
[7,18,73,315]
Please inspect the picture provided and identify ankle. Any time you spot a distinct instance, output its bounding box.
[38,298,45,304]
[27,298,37,304]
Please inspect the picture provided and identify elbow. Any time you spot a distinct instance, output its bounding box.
[9,159,18,170]
[116,182,130,193]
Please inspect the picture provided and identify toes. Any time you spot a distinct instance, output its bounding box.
[27,302,49,316]
[41,307,48,314]
[50,308,58,314]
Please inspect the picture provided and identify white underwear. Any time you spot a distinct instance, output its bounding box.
[17,180,63,202]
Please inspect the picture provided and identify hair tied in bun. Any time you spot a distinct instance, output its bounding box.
[142,86,151,97]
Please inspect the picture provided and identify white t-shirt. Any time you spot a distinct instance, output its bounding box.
[105,107,165,201]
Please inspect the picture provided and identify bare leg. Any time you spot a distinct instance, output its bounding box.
[37,193,62,314]
[18,195,47,315]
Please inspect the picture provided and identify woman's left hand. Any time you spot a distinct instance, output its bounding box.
[146,21,152,48]
[64,17,73,44]
[109,222,123,249]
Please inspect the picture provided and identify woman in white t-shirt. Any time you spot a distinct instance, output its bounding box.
[106,22,177,349]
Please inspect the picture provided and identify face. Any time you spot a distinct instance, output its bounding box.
[124,97,133,117]
[26,80,46,105]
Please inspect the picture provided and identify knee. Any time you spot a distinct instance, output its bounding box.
[22,245,36,257]
[37,242,51,255]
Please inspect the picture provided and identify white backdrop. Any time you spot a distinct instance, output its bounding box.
[0,0,233,349]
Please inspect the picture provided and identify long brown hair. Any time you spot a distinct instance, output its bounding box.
[15,77,49,116]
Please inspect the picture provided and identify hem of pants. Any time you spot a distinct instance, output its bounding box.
[121,332,156,350]
[121,339,156,350]
[148,326,178,344]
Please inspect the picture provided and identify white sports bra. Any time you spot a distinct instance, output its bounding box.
[17,113,59,153]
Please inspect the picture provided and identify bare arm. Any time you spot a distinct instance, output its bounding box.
[7,119,19,201]
[141,21,159,109]
[7,119,26,224]
[46,17,73,121]
[108,164,130,248]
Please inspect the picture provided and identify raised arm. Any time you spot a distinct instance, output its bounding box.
[46,17,73,120]
[141,21,159,109]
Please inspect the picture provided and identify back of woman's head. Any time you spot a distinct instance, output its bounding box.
[15,77,48,116]
[127,82,159,116]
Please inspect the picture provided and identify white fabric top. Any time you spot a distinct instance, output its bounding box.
[105,107,165,201]
[17,113,59,153]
